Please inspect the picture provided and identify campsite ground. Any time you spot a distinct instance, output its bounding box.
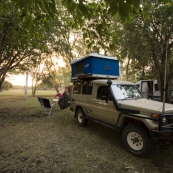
[0,90,173,173]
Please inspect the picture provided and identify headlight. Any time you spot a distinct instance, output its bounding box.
[162,117,167,123]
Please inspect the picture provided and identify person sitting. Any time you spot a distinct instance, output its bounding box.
[54,90,62,99]
[58,87,71,110]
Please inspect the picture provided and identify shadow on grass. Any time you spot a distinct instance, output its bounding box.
[0,95,173,173]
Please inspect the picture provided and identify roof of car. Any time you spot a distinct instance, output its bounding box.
[89,79,134,85]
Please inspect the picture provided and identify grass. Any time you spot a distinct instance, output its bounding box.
[0,90,173,173]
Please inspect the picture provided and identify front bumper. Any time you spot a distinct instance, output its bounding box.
[150,129,173,141]
[150,113,173,141]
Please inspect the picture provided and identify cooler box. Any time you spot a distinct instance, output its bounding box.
[71,53,120,79]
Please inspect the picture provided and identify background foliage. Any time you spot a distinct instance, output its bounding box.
[0,0,172,102]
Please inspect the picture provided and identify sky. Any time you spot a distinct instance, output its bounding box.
[8,74,32,86]
[7,57,65,86]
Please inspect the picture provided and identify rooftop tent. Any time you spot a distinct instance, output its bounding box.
[71,53,120,79]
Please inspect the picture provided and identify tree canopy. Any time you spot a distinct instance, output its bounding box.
[62,0,169,22]
[1,0,173,103]
[0,0,73,91]
[108,1,173,102]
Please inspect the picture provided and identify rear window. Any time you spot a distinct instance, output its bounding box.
[73,81,82,94]
[82,83,93,95]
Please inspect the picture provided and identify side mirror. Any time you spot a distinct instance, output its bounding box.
[101,95,107,100]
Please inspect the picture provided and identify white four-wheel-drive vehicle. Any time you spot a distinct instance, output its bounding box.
[135,79,173,103]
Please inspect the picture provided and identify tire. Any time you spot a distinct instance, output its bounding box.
[76,108,88,126]
[121,124,153,156]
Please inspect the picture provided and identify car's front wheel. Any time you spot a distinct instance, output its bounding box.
[121,124,153,156]
[76,108,88,126]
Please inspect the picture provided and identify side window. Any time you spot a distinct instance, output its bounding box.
[155,84,159,91]
[73,81,82,94]
[97,86,113,101]
[97,86,109,100]
[82,83,93,95]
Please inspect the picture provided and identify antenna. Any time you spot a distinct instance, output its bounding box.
[162,41,168,113]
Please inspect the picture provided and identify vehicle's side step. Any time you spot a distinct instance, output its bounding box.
[86,116,116,130]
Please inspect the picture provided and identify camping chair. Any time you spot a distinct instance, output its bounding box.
[41,98,55,116]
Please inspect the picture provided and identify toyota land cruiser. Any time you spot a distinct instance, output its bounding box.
[70,53,173,156]
[70,78,173,156]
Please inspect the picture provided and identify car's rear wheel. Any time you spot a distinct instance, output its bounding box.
[76,108,88,126]
[121,124,153,156]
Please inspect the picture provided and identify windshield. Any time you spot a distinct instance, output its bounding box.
[111,84,144,100]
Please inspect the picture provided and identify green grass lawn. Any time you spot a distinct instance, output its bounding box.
[0,90,173,173]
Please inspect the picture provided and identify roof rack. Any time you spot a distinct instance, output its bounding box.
[71,74,118,82]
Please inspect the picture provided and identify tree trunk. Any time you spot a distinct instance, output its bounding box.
[32,85,36,96]
[0,76,5,92]
[32,79,38,96]
[125,56,130,81]
[158,74,173,103]
[166,81,172,103]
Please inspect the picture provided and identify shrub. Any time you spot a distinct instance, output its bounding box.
[2,81,13,90]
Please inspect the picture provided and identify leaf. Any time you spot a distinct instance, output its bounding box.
[98,41,104,47]
[34,12,42,20]
[133,0,140,8]
[158,0,169,3]
[108,4,118,16]
[38,1,44,11]
[51,0,55,6]
[43,1,54,18]
[21,10,27,18]
[68,2,76,13]
[78,3,88,16]
[39,0,54,19]
[76,8,82,23]
[48,2,57,14]
[118,2,132,21]
[43,20,49,29]
[127,0,134,4]
[83,32,87,39]
[118,4,127,21]
[96,24,102,35]
[85,39,90,43]
[143,11,149,19]
[127,0,140,7]
[88,2,98,9]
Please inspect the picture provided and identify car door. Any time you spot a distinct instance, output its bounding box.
[92,85,115,125]
[79,82,96,117]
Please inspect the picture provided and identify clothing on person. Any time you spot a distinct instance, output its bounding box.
[55,93,62,98]
[58,87,70,109]
[54,90,62,98]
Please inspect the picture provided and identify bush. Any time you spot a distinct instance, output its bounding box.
[2,81,13,90]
